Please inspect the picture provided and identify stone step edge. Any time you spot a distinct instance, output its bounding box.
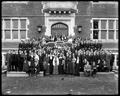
[6,71,114,74]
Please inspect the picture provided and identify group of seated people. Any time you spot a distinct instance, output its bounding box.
[18,36,102,52]
[5,36,115,77]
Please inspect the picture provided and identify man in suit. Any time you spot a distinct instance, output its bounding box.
[110,53,114,71]
[84,61,91,77]
[14,50,19,71]
[19,40,22,51]
[11,50,16,71]
[43,54,49,76]
[49,52,54,75]
[5,50,11,71]
[91,61,97,77]
[75,55,80,76]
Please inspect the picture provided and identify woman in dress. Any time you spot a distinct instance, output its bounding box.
[72,53,76,75]
[53,54,59,75]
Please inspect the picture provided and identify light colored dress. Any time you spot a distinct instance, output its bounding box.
[53,56,59,74]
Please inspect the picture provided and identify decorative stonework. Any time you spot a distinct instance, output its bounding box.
[41,2,76,37]
[42,1,78,10]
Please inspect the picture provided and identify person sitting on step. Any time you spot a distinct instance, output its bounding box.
[84,61,92,77]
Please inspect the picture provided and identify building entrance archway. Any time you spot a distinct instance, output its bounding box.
[51,22,68,37]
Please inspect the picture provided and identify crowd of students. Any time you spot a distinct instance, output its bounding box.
[5,36,115,77]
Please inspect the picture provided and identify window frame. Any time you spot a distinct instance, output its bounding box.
[2,1,28,4]
[2,17,29,42]
[91,18,118,42]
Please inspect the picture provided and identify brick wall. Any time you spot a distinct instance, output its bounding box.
[2,1,118,50]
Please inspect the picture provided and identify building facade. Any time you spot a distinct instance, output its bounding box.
[2,1,118,68]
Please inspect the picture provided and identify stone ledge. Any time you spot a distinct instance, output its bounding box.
[5,71,115,77]
[6,71,44,77]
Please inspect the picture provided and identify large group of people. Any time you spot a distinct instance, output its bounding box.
[5,36,115,77]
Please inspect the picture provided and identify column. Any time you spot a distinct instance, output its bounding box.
[113,54,118,70]
[2,53,5,68]
[45,13,51,36]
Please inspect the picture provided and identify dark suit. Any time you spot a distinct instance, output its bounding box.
[75,57,80,76]
[49,56,53,75]
[14,54,18,71]
[5,53,11,71]
[110,54,114,71]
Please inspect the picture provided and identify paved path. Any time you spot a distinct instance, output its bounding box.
[2,73,118,95]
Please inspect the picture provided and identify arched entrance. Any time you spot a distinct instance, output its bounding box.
[51,22,68,37]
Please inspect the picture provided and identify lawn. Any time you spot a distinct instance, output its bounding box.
[2,73,118,95]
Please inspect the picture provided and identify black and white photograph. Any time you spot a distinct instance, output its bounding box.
[1,1,118,95]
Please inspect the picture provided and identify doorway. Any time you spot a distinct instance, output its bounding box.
[51,22,68,37]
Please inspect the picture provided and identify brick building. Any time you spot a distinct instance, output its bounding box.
[2,1,118,69]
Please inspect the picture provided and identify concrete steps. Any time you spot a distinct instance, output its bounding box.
[6,71,115,77]
[6,71,44,77]
[79,72,114,77]
[7,72,29,77]
[2,70,7,74]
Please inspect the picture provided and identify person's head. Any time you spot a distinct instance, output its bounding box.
[46,54,48,57]
[13,50,16,54]
[20,50,23,54]
[84,58,87,62]
[93,62,95,66]
[72,53,75,57]
[93,51,96,55]
[77,56,79,59]
[98,59,100,63]
[15,50,18,54]
[86,61,89,65]
[24,50,27,55]
[8,50,11,54]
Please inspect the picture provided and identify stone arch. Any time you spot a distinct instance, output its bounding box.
[51,22,68,36]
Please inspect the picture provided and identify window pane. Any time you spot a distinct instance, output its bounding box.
[116,30,118,39]
[12,19,18,29]
[93,30,99,39]
[116,20,118,29]
[109,20,114,29]
[20,19,26,29]
[101,20,107,29]
[20,30,26,39]
[12,30,18,39]
[101,30,107,39]
[5,30,11,39]
[93,20,99,29]
[108,30,114,39]
[5,19,10,29]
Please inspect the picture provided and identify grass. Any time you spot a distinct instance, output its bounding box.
[2,73,118,95]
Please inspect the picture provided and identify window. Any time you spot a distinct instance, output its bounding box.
[2,1,28,4]
[92,18,118,42]
[2,18,29,41]
[91,1,118,4]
